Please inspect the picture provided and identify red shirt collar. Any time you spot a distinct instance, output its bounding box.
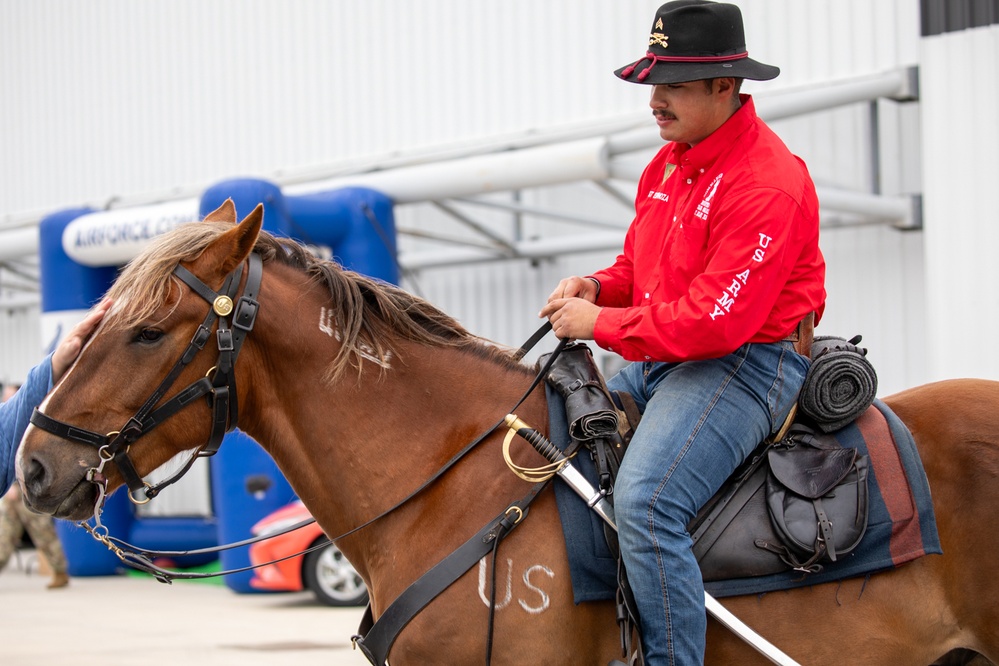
[670,94,757,175]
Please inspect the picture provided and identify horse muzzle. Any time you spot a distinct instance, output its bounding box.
[18,448,99,521]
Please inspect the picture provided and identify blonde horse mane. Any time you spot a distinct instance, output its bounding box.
[105,221,522,381]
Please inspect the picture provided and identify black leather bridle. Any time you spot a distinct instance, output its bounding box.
[30,252,263,505]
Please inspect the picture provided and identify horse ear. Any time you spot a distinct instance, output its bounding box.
[237,204,265,251]
[202,199,238,225]
[196,203,264,276]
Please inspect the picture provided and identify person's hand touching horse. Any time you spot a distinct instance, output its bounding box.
[51,300,112,382]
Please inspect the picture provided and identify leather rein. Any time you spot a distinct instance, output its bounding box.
[28,250,563,584]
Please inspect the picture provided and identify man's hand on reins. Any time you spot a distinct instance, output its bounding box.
[545,276,600,304]
[540,277,601,340]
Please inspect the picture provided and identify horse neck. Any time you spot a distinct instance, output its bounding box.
[232,263,549,548]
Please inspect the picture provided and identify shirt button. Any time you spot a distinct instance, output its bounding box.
[686,178,692,184]
[645,356,651,360]
[644,292,650,299]
[699,168,705,173]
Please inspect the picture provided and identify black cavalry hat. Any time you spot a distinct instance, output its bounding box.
[615,0,780,85]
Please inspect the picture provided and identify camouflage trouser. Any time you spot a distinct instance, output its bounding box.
[0,491,69,574]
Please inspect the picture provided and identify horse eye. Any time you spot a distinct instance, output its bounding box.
[136,328,163,343]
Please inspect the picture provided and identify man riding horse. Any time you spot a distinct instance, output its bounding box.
[540,2,825,663]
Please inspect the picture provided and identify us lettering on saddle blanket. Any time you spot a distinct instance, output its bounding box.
[547,341,941,604]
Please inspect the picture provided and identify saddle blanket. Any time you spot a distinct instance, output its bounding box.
[547,385,943,602]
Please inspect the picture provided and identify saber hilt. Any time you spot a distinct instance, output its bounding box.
[504,414,564,463]
[503,414,616,527]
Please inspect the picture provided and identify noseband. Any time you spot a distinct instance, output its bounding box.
[30,252,263,505]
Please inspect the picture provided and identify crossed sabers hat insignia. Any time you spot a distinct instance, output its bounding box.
[651,17,668,48]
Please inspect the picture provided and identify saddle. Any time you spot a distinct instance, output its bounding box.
[545,333,873,583]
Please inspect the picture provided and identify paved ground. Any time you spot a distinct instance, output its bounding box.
[1,552,371,666]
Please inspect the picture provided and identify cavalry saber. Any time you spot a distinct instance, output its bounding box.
[503,414,617,527]
[504,414,801,666]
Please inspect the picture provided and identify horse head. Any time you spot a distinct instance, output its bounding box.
[17,200,263,521]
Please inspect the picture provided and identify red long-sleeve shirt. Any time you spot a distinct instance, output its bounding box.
[590,96,826,362]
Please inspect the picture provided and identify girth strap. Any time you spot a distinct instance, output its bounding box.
[352,481,549,666]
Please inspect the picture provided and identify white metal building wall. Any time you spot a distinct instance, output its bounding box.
[0,0,941,398]
[0,306,42,387]
[920,23,999,384]
[1,0,917,215]
[1,0,652,216]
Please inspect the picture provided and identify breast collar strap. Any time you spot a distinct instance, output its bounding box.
[29,252,264,503]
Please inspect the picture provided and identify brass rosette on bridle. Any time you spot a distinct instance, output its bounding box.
[213,294,234,316]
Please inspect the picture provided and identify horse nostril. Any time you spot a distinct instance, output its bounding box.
[22,456,49,495]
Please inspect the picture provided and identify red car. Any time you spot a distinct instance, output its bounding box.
[248,500,369,607]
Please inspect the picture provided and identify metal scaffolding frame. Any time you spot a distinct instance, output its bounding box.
[0,66,920,305]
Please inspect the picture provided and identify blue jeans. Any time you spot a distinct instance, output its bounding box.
[606,341,808,666]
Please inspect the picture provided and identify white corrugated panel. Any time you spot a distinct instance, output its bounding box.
[0,306,44,387]
[1,0,918,216]
[0,0,651,215]
[920,24,999,383]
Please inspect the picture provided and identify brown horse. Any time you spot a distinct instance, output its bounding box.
[16,202,999,665]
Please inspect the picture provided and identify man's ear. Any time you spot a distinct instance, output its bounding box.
[715,76,738,98]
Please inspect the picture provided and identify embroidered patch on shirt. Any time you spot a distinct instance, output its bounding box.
[663,163,677,184]
[695,173,723,221]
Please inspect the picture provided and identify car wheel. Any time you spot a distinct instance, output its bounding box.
[302,540,369,607]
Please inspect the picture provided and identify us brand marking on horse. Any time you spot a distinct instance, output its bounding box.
[319,307,336,338]
[318,306,392,368]
[477,557,554,615]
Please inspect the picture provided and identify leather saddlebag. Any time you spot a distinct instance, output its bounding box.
[690,424,870,581]
[764,425,869,569]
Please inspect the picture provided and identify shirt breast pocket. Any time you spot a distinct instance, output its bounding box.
[669,214,709,280]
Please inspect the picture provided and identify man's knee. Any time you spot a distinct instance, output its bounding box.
[613,471,647,530]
